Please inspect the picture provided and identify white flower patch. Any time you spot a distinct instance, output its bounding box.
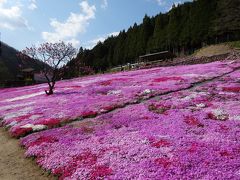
[201,132,222,142]
[212,109,229,121]
[219,91,235,95]
[3,107,33,120]
[229,61,236,64]
[182,92,208,101]
[142,89,153,95]
[156,135,171,139]
[54,112,67,119]
[182,93,197,101]
[63,88,73,90]
[196,103,206,108]
[233,115,240,121]
[107,90,122,95]
[160,147,174,158]
[3,92,45,102]
[183,74,207,78]
[6,121,18,128]
[0,102,34,111]
[189,103,206,111]
[183,74,198,77]
[213,109,225,117]
[100,109,106,113]
[78,78,108,87]
[29,115,42,120]
[141,138,149,144]
[21,124,47,131]
[199,92,209,96]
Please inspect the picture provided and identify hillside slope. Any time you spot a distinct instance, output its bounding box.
[194,44,231,58]
[1,59,240,179]
[0,42,45,82]
[65,0,240,76]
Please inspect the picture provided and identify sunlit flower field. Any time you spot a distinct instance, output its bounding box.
[1,60,240,179]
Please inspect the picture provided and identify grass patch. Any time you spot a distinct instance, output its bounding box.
[227,41,240,49]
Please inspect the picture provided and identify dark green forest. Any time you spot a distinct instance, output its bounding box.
[66,0,240,77]
[0,42,46,84]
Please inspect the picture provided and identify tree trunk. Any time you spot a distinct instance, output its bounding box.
[45,82,55,95]
[44,72,56,95]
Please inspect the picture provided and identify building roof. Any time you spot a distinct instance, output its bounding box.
[139,51,171,58]
[139,51,176,61]
[21,68,35,72]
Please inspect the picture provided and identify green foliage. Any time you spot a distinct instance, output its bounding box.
[0,42,48,84]
[214,0,240,36]
[227,41,240,49]
[66,0,240,77]
[0,60,13,81]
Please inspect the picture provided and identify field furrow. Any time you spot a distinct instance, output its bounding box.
[1,61,238,137]
[17,60,240,179]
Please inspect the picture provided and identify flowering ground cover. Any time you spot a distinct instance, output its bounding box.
[20,60,240,179]
[1,61,238,137]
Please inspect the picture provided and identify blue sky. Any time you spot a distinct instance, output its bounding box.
[0,0,191,50]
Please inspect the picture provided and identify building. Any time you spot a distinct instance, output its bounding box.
[21,68,35,81]
[20,68,50,84]
[139,51,176,62]
[109,51,176,73]
[34,72,49,83]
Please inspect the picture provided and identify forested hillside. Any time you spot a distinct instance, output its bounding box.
[0,42,45,83]
[0,42,20,81]
[65,0,240,77]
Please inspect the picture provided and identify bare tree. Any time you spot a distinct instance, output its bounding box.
[19,41,76,95]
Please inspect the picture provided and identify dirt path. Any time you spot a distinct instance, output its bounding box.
[0,128,56,180]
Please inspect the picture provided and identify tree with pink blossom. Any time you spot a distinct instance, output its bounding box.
[19,41,76,95]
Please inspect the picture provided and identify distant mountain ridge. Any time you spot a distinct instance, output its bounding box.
[0,41,44,82]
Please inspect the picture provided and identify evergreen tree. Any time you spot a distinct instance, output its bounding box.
[68,0,240,76]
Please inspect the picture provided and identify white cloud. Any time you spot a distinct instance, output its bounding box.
[28,0,37,10]
[86,31,119,49]
[0,0,6,5]
[67,39,80,48]
[0,0,29,30]
[153,0,186,12]
[174,1,183,6]
[168,1,184,11]
[88,37,106,47]
[42,1,96,48]
[154,0,184,8]
[101,0,108,9]
[109,31,119,36]
[155,0,166,6]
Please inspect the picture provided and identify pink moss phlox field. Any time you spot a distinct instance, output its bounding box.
[21,63,240,179]
[1,61,238,137]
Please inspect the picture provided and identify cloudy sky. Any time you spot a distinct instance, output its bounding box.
[0,0,191,50]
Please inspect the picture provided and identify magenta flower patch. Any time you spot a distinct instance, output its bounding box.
[1,61,237,137]
[19,60,240,179]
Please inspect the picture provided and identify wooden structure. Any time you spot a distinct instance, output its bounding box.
[34,72,49,83]
[109,51,176,73]
[21,68,35,81]
[139,51,176,62]
[20,68,49,84]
